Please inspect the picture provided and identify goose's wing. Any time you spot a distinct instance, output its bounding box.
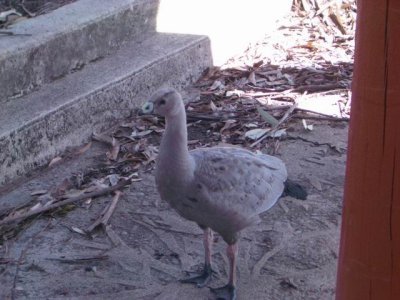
[189,147,287,217]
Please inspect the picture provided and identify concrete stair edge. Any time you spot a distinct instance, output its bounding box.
[0,0,159,103]
[0,33,212,186]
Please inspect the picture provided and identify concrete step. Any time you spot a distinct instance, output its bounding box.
[0,0,159,103]
[0,32,212,187]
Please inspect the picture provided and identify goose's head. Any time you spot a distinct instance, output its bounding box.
[141,88,183,118]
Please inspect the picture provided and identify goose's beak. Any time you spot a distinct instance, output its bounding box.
[140,102,154,115]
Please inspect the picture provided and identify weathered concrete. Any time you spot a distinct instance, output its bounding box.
[0,0,159,103]
[0,33,212,187]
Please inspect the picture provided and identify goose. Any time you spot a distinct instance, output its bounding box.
[141,88,306,300]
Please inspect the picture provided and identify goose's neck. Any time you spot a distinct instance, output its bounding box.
[158,108,192,177]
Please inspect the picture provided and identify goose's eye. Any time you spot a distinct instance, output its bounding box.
[159,99,166,105]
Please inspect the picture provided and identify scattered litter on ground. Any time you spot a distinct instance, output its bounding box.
[1,0,354,251]
[0,2,354,298]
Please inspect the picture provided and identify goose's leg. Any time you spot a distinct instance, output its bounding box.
[180,227,214,287]
[210,242,238,300]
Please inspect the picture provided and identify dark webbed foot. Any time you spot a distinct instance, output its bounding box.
[180,263,213,288]
[210,284,236,300]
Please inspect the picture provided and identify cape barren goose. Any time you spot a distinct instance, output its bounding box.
[141,88,306,300]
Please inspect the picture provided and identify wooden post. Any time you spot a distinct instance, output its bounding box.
[336,0,400,299]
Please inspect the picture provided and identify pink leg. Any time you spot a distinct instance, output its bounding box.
[204,227,213,268]
[226,242,238,287]
[180,227,214,287]
[210,241,238,300]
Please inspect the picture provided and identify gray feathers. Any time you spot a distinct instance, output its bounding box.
[147,88,288,243]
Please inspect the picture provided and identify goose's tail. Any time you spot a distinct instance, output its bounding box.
[283,179,307,200]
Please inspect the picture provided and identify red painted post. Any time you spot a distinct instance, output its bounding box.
[336,0,400,299]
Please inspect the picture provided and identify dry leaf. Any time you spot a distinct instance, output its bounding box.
[253,60,264,68]
[92,132,113,145]
[52,178,73,198]
[62,189,86,199]
[107,138,120,161]
[225,89,244,97]
[71,226,87,235]
[245,128,269,140]
[283,73,295,85]
[209,101,218,112]
[49,156,62,167]
[29,203,43,211]
[305,41,316,50]
[220,120,236,134]
[279,201,290,213]
[270,128,287,138]
[0,9,22,22]
[131,130,153,138]
[245,123,259,128]
[209,80,224,91]
[87,179,109,191]
[107,174,120,186]
[76,142,92,155]
[300,0,312,12]
[248,71,257,86]
[256,107,279,126]
[309,177,323,191]
[302,119,314,131]
[30,190,48,196]
[142,145,158,164]
[188,139,200,145]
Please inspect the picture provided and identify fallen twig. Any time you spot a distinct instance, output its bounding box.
[0,30,32,36]
[286,134,345,153]
[0,30,14,35]
[92,132,113,145]
[86,191,123,232]
[20,0,36,17]
[107,138,120,161]
[292,83,346,93]
[251,102,298,147]
[276,102,298,127]
[0,180,131,226]
[46,254,108,264]
[46,254,109,264]
[303,158,326,166]
[293,114,349,121]
[104,224,125,247]
[259,105,350,120]
[186,112,227,122]
[130,214,203,237]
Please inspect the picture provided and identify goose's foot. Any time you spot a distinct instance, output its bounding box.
[180,263,213,288]
[210,284,236,300]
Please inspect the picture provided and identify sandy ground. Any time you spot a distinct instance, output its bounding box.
[1,2,354,298]
[0,118,347,300]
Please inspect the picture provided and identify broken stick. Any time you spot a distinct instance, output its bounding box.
[0,180,130,226]
[251,102,298,147]
[86,191,123,232]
